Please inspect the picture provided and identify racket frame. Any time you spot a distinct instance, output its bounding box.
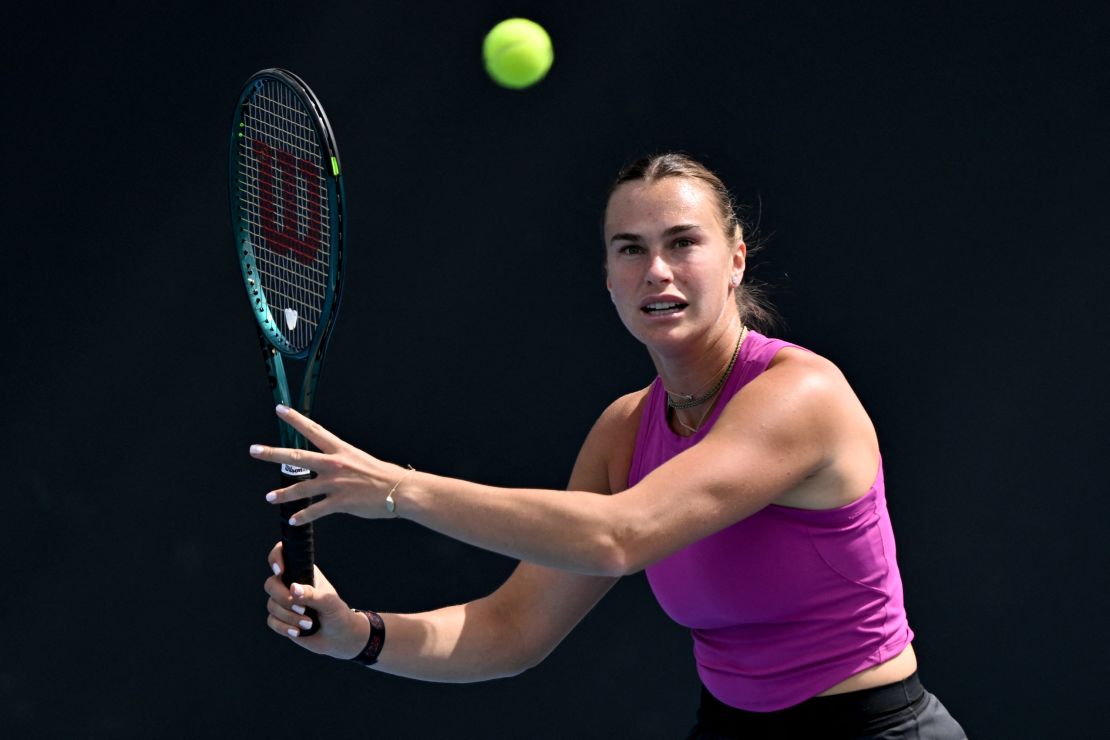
[229,68,347,637]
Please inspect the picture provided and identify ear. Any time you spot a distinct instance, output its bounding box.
[731,241,747,283]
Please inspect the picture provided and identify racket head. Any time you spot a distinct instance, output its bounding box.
[229,68,346,362]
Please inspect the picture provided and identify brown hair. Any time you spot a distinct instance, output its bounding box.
[605,152,779,333]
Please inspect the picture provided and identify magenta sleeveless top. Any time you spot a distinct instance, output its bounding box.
[629,331,914,712]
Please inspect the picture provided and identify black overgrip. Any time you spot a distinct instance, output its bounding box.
[279,465,320,636]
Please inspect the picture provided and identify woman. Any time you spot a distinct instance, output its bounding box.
[255,154,967,738]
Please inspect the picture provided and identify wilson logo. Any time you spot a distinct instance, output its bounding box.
[252,138,322,263]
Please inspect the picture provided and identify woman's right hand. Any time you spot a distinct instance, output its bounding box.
[264,542,370,660]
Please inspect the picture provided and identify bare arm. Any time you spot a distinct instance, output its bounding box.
[265,395,641,681]
[256,350,871,576]
[371,564,616,682]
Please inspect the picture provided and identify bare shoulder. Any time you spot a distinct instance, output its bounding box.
[768,345,848,381]
[570,385,652,495]
[715,344,879,507]
[750,345,862,414]
[597,386,652,432]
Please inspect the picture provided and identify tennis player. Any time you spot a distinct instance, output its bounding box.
[256,154,967,738]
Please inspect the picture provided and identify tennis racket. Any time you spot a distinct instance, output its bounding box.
[228,68,347,636]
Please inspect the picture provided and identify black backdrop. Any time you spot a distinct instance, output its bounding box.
[5,1,1108,737]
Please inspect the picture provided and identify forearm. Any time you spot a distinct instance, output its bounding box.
[256,406,646,575]
[369,598,535,683]
[393,473,630,576]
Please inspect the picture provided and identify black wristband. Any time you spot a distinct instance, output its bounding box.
[350,609,386,666]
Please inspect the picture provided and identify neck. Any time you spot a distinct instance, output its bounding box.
[657,321,748,437]
[649,318,745,401]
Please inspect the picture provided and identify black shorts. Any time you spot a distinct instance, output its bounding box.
[685,671,967,739]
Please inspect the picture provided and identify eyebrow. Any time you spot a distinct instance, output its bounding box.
[609,223,701,244]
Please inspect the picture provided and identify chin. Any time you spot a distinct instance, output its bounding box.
[631,321,699,352]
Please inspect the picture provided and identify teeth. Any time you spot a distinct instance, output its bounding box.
[643,302,685,313]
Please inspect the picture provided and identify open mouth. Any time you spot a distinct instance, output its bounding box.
[641,301,688,316]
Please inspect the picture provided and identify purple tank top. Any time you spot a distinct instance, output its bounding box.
[629,331,914,711]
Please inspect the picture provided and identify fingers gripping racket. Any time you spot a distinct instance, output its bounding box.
[229,68,346,636]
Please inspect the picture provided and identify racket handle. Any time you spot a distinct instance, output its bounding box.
[279,465,320,636]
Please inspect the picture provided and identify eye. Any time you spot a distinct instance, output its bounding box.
[616,243,644,255]
[672,238,694,249]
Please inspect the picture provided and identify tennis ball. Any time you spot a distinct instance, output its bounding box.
[483,18,553,90]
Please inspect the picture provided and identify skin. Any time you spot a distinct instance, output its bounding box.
[258,176,916,693]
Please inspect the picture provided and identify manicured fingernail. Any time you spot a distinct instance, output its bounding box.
[288,516,298,526]
[292,583,304,597]
[271,562,281,575]
[250,445,264,456]
[299,619,313,630]
[276,404,290,415]
[291,604,306,615]
[287,627,299,637]
[265,492,277,502]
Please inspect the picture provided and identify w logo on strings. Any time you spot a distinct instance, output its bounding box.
[251,138,322,264]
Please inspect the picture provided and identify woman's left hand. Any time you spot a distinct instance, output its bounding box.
[250,405,409,524]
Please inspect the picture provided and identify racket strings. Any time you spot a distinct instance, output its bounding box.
[236,78,333,353]
[244,99,322,152]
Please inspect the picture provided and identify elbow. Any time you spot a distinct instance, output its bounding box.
[507,649,546,677]
[591,534,634,577]
[592,508,648,577]
[497,638,558,680]
[498,634,547,677]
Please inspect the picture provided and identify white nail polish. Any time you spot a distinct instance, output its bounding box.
[271,563,281,575]
[250,445,264,456]
[292,584,304,597]
[265,492,277,502]
[299,619,313,630]
[287,628,299,637]
[291,604,305,615]
[276,404,290,415]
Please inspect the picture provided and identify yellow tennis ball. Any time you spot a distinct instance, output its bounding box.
[483,18,554,90]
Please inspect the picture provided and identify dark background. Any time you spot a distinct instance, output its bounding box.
[5,1,1107,737]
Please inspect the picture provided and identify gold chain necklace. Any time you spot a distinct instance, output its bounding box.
[673,401,716,436]
[665,326,749,411]
[666,326,745,437]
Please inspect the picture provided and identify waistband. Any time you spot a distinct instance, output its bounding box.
[696,671,926,735]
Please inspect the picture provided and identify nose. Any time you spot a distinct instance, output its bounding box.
[645,253,673,284]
